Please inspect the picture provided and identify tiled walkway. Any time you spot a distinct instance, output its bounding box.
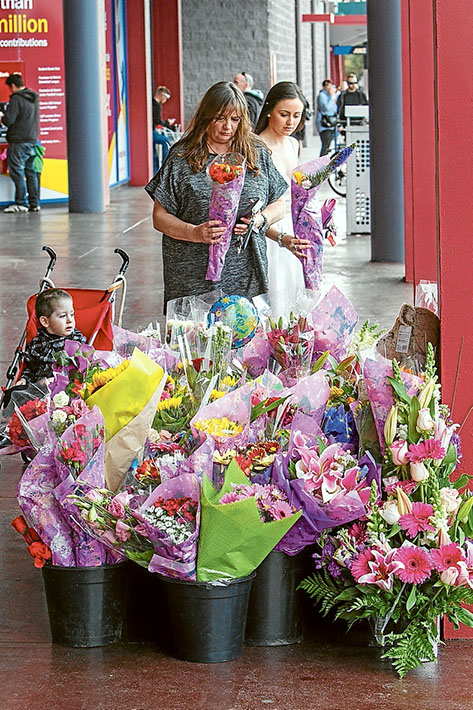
[3,148,471,710]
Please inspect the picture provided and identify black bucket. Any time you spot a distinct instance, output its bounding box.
[42,562,127,647]
[245,550,307,646]
[159,572,256,663]
[122,562,164,643]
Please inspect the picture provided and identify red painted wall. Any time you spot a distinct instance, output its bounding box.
[402,0,437,288]
[151,0,184,129]
[434,0,473,639]
[125,0,153,185]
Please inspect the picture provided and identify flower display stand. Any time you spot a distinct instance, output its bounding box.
[42,562,127,647]
[158,572,256,662]
[245,550,307,646]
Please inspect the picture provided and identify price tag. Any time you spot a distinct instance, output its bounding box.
[395,325,412,353]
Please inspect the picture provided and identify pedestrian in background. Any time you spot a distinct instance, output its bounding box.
[316,78,338,156]
[233,72,264,128]
[337,73,368,122]
[0,74,40,213]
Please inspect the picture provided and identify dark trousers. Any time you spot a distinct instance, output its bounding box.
[7,143,39,208]
[319,130,334,157]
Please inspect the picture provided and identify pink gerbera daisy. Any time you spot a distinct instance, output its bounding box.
[351,549,375,582]
[219,491,241,505]
[406,439,445,463]
[399,502,436,538]
[430,543,465,572]
[269,500,294,520]
[395,545,433,584]
[347,522,368,544]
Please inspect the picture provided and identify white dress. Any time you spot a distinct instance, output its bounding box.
[266,176,306,314]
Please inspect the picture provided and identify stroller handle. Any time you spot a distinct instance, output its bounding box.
[42,246,57,275]
[114,248,130,275]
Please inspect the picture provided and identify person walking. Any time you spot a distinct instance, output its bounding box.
[316,79,338,156]
[233,72,264,128]
[1,74,40,213]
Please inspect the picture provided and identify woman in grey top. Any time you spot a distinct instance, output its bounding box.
[145,81,287,308]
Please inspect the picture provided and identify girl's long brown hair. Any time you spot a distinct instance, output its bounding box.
[177,81,263,173]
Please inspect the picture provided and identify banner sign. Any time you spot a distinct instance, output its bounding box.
[105,0,129,187]
[0,0,68,202]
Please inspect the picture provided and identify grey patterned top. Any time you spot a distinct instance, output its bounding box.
[145,144,288,306]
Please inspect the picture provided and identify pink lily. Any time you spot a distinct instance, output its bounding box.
[357,548,404,592]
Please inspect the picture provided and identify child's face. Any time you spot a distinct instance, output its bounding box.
[40,298,76,337]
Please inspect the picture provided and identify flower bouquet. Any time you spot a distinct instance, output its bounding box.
[0,383,49,456]
[85,348,165,491]
[191,381,253,453]
[206,152,246,281]
[69,473,200,580]
[196,459,301,581]
[291,145,355,289]
[17,406,114,567]
[300,346,473,677]
[267,311,314,376]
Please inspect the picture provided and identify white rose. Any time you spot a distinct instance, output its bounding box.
[416,408,435,431]
[52,409,67,424]
[439,487,461,515]
[53,391,69,408]
[380,500,401,525]
[410,462,429,482]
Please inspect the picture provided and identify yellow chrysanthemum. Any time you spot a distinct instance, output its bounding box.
[194,417,243,437]
[156,395,183,412]
[86,360,130,397]
[221,375,238,388]
[209,389,226,402]
[330,386,344,397]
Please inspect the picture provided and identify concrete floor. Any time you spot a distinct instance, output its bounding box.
[3,148,470,710]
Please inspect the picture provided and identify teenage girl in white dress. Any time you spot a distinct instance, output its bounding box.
[255,82,311,308]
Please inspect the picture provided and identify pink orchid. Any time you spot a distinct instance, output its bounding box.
[355,548,403,592]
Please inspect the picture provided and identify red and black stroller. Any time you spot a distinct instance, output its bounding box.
[0,245,130,410]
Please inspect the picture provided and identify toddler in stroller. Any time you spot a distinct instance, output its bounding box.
[18,288,86,386]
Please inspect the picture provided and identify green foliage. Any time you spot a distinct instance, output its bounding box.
[298,570,346,617]
[407,395,421,444]
[387,376,411,405]
[382,620,437,679]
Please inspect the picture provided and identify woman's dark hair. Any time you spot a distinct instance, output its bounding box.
[177,81,263,173]
[255,81,307,135]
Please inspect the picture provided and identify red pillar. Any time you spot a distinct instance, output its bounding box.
[435,0,473,639]
[125,0,153,185]
[151,0,184,129]
[402,0,437,287]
